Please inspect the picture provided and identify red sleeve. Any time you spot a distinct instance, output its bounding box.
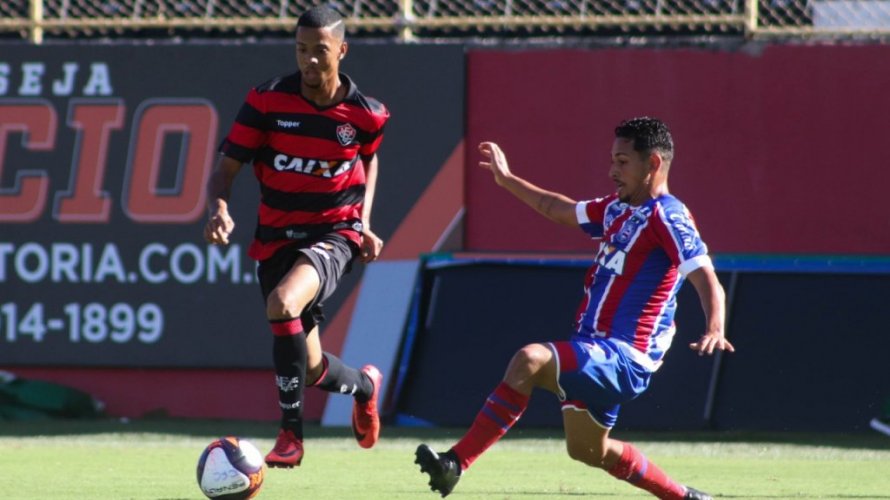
[583,193,617,225]
[219,88,268,162]
[358,101,389,157]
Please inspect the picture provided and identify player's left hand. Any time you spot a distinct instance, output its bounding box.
[360,228,383,263]
[478,142,513,187]
[689,331,735,356]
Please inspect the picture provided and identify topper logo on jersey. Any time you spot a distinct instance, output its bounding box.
[595,242,627,275]
[336,123,356,146]
[276,119,300,129]
[272,154,356,178]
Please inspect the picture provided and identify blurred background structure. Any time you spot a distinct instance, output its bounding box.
[1,0,888,434]
[3,0,890,41]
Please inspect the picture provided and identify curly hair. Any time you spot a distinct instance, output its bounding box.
[614,117,674,163]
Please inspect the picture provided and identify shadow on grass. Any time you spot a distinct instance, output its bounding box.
[718,496,890,499]
[431,491,592,497]
[0,417,888,452]
[613,429,890,452]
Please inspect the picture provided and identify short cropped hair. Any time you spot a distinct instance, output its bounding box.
[614,117,674,163]
[297,5,346,38]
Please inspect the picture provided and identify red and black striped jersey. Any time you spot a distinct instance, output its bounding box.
[219,71,389,261]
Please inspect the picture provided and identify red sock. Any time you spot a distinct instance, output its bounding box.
[451,382,529,471]
[607,442,686,500]
[270,318,303,336]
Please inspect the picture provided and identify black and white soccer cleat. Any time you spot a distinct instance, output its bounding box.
[415,444,461,497]
[684,485,714,500]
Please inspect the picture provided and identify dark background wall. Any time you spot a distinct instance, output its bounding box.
[395,260,890,432]
[2,42,887,430]
[420,43,890,432]
[0,42,464,420]
[463,45,890,255]
[0,42,464,368]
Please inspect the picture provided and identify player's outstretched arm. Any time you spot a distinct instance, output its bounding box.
[204,155,243,246]
[478,142,578,227]
[686,265,735,355]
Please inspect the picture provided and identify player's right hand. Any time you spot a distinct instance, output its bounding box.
[478,142,512,186]
[689,331,735,356]
[204,210,235,245]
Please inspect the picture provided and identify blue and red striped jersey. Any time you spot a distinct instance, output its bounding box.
[574,193,712,372]
[219,72,389,261]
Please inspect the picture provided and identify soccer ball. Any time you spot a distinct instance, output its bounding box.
[196,437,266,499]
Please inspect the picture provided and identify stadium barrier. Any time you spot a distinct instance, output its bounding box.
[391,254,890,432]
[3,39,887,431]
[4,0,890,42]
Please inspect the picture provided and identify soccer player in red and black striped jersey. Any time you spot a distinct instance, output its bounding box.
[204,6,387,469]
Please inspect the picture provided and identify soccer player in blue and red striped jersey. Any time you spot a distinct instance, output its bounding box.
[416,117,735,499]
[204,6,388,469]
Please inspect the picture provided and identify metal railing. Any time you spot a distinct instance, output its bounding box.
[2,0,890,42]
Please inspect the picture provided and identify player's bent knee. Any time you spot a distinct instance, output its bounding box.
[265,289,306,320]
[305,360,325,385]
[505,343,557,390]
[513,344,550,370]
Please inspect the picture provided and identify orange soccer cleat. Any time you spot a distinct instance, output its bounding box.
[264,429,304,468]
[351,364,383,449]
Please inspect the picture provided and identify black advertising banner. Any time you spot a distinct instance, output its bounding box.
[0,42,464,367]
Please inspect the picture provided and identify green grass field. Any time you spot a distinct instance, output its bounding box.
[1,419,888,499]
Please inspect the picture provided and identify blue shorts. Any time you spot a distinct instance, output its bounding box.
[549,336,652,428]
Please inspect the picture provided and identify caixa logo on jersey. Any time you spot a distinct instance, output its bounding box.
[595,242,627,275]
[336,123,356,146]
[272,154,357,178]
